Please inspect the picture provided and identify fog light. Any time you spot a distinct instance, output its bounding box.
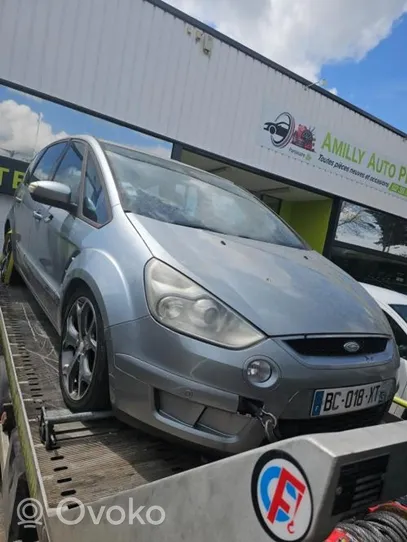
[246,359,272,384]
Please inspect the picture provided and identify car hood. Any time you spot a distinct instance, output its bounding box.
[127,214,391,337]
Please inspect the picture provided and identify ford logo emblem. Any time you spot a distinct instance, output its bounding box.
[344,341,361,353]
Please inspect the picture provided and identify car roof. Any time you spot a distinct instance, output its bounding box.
[360,282,407,306]
[96,137,246,192]
[63,135,254,200]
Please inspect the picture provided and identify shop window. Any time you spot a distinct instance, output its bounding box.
[335,201,407,259]
[332,200,407,294]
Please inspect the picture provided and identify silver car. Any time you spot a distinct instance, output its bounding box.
[1,135,400,454]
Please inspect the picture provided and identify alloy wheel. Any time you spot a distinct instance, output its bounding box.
[61,296,98,401]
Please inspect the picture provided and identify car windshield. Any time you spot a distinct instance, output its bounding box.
[390,304,407,324]
[101,142,306,249]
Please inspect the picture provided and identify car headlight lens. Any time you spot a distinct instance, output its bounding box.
[144,259,265,349]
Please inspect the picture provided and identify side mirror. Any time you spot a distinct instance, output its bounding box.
[29,181,74,213]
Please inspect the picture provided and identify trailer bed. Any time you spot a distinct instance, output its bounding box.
[0,283,202,509]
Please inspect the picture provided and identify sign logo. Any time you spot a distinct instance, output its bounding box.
[264,112,316,152]
[264,112,295,148]
[343,341,361,354]
[251,451,313,542]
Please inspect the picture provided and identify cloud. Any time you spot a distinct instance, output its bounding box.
[0,98,172,163]
[329,88,339,96]
[166,0,407,82]
[0,99,68,156]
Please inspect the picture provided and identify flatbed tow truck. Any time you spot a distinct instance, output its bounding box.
[2,282,407,542]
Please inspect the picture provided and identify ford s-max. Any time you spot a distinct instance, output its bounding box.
[1,135,399,453]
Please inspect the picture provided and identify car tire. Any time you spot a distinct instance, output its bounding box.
[0,231,20,285]
[59,286,110,412]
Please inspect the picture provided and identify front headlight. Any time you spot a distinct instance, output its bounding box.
[144,259,265,349]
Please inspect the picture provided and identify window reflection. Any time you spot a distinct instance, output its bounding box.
[335,201,407,258]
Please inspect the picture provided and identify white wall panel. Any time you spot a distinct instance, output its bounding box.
[0,0,407,217]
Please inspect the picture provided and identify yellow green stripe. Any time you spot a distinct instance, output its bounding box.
[0,230,15,285]
[393,395,407,409]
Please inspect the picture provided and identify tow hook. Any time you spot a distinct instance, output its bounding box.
[238,398,278,442]
[256,407,278,443]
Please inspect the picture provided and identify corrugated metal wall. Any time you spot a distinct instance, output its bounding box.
[0,0,406,217]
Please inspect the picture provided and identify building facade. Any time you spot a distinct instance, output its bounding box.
[2,0,407,291]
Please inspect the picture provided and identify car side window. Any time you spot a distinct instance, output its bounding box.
[82,152,109,225]
[30,143,67,184]
[23,149,45,185]
[53,141,86,205]
[383,310,407,352]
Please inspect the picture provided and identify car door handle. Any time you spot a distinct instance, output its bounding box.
[33,210,43,221]
[15,196,22,203]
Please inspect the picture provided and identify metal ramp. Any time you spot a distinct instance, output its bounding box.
[0,284,202,511]
[3,283,407,541]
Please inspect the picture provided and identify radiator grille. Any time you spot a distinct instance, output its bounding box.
[285,337,388,357]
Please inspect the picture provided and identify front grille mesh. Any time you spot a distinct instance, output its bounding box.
[285,336,388,357]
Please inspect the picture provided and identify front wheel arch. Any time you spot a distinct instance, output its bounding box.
[61,278,100,324]
[59,274,109,335]
[59,248,146,332]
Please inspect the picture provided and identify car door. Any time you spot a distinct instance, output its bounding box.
[45,143,112,328]
[14,142,68,286]
[31,140,87,323]
[12,148,46,275]
[380,305,407,417]
[12,152,40,274]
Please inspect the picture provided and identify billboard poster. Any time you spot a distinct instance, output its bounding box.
[0,155,29,196]
[258,103,407,203]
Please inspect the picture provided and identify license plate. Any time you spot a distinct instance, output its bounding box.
[311,380,393,417]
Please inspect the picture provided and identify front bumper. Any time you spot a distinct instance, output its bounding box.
[107,316,398,454]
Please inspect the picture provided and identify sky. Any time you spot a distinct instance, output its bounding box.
[1,0,407,160]
[0,87,173,161]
